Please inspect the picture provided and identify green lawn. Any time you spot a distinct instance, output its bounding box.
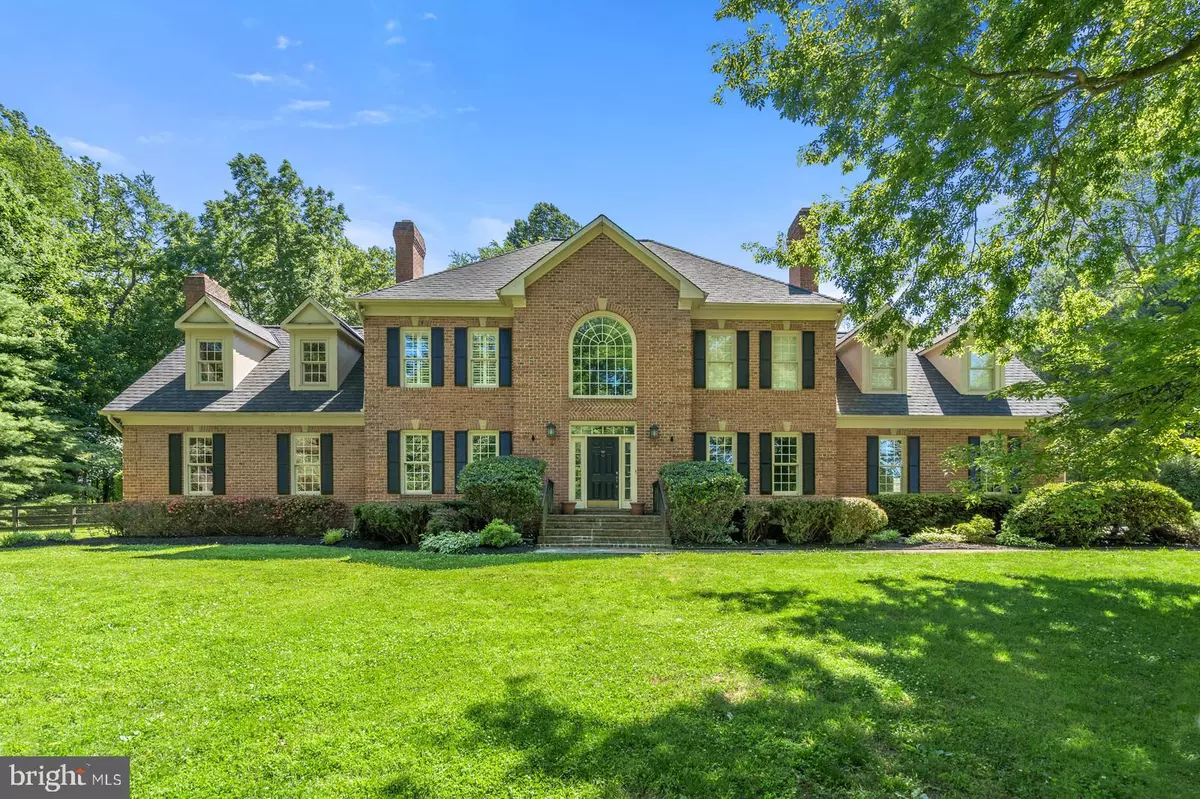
[2,546,1198,797]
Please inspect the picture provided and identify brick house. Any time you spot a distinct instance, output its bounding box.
[102,213,1062,511]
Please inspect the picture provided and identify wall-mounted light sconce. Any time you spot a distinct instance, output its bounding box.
[648,423,660,440]
[545,422,558,438]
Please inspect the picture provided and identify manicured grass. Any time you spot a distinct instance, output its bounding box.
[2,546,1199,797]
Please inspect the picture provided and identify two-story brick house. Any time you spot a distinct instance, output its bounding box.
[102,213,1061,513]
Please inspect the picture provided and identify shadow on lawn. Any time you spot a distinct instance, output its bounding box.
[383,573,1200,798]
[108,544,631,571]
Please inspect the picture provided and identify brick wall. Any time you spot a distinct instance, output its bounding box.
[122,425,365,503]
[836,427,1013,495]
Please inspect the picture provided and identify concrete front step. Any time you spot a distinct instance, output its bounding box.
[541,535,671,545]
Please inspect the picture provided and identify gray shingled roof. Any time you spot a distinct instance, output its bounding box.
[211,298,278,348]
[356,238,841,305]
[103,328,363,414]
[836,350,1064,416]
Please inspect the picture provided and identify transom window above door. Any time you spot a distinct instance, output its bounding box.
[571,314,635,397]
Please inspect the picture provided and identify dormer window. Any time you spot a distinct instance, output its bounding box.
[300,341,329,386]
[869,350,898,391]
[197,341,224,384]
[969,351,997,392]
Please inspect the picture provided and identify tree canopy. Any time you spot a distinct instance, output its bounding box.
[449,202,579,267]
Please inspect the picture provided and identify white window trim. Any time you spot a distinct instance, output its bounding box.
[402,328,433,389]
[184,433,215,496]
[568,312,638,399]
[771,433,801,497]
[964,348,1004,394]
[292,433,323,495]
[567,421,638,509]
[770,331,800,391]
[706,432,737,466]
[860,342,907,394]
[706,331,736,391]
[877,436,906,495]
[186,333,233,391]
[291,335,338,391]
[468,327,500,389]
[468,430,500,463]
[401,430,433,495]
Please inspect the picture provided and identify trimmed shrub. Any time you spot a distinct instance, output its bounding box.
[419,531,481,554]
[907,530,966,545]
[458,456,546,530]
[425,503,471,537]
[99,497,351,537]
[659,461,745,544]
[479,518,522,548]
[870,529,901,543]
[776,499,843,543]
[830,497,888,544]
[996,530,1054,549]
[353,502,429,544]
[1004,480,1194,546]
[1160,456,1200,511]
[949,514,994,543]
[871,493,1020,537]
[323,529,346,546]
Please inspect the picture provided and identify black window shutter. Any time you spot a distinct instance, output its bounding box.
[386,327,400,387]
[866,435,879,495]
[431,431,445,494]
[736,330,750,389]
[759,331,772,389]
[759,432,773,494]
[387,431,400,494]
[276,433,291,494]
[737,432,750,494]
[499,328,513,387]
[968,435,981,487]
[1008,435,1021,492]
[692,432,706,461]
[430,327,445,387]
[320,433,334,494]
[168,433,183,495]
[693,330,706,388]
[499,431,513,456]
[454,431,468,485]
[907,436,921,494]
[802,432,816,495]
[454,328,468,386]
[212,433,226,495]
[802,331,815,389]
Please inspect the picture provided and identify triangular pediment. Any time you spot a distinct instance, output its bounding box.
[174,296,277,349]
[497,215,706,308]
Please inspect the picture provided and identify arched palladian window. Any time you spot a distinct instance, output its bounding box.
[570,313,635,397]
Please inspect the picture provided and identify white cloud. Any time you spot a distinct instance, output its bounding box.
[385,35,407,45]
[275,35,301,49]
[422,12,438,20]
[355,109,391,125]
[284,99,330,111]
[468,217,509,247]
[233,72,306,88]
[300,120,353,130]
[345,220,395,249]
[62,137,124,163]
[385,19,398,31]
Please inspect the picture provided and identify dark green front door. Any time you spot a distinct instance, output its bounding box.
[587,437,619,505]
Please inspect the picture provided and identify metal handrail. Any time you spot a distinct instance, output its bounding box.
[540,479,554,540]
[652,480,668,539]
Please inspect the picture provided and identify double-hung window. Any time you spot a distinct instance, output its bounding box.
[470,329,499,388]
[300,341,328,386]
[469,431,499,463]
[877,437,904,494]
[403,330,432,388]
[772,434,800,495]
[870,350,899,391]
[969,351,996,392]
[772,332,799,390]
[197,341,224,385]
[186,434,214,496]
[292,434,322,494]
[706,332,735,390]
[403,432,432,494]
[707,433,735,465]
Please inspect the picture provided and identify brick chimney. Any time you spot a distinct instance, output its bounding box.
[183,273,231,309]
[786,207,817,292]
[393,220,426,282]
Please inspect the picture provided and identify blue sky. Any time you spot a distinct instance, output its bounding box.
[1,1,846,291]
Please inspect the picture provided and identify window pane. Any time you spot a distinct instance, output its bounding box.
[624,441,632,501]
[198,341,223,383]
[772,435,799,494]
[870,351,897,390]
[293,434,322,494]
[187,435,214,495]
[470,331,499,387]
[969,352,995,391]
[470,433,498,462]
[708,434,735,465]
[404,332,431,387]
[773,362,798,390]
[301,341,328,385]
[571,316,634,396]
[403,433,432,492]
[878,438,904,494]
[706,333,735,389]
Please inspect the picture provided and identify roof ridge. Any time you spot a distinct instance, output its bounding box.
[355,239,562,299]
[640,240,843,304]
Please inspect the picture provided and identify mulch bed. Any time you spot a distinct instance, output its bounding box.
[3,535,538,555]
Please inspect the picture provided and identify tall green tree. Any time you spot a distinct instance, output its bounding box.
[713,0,1200,475]
[449,202,580,267]
[178,154,392,323]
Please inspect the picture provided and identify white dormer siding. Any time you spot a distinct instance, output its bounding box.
[280,299,364,391]
[836,334,908,394]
